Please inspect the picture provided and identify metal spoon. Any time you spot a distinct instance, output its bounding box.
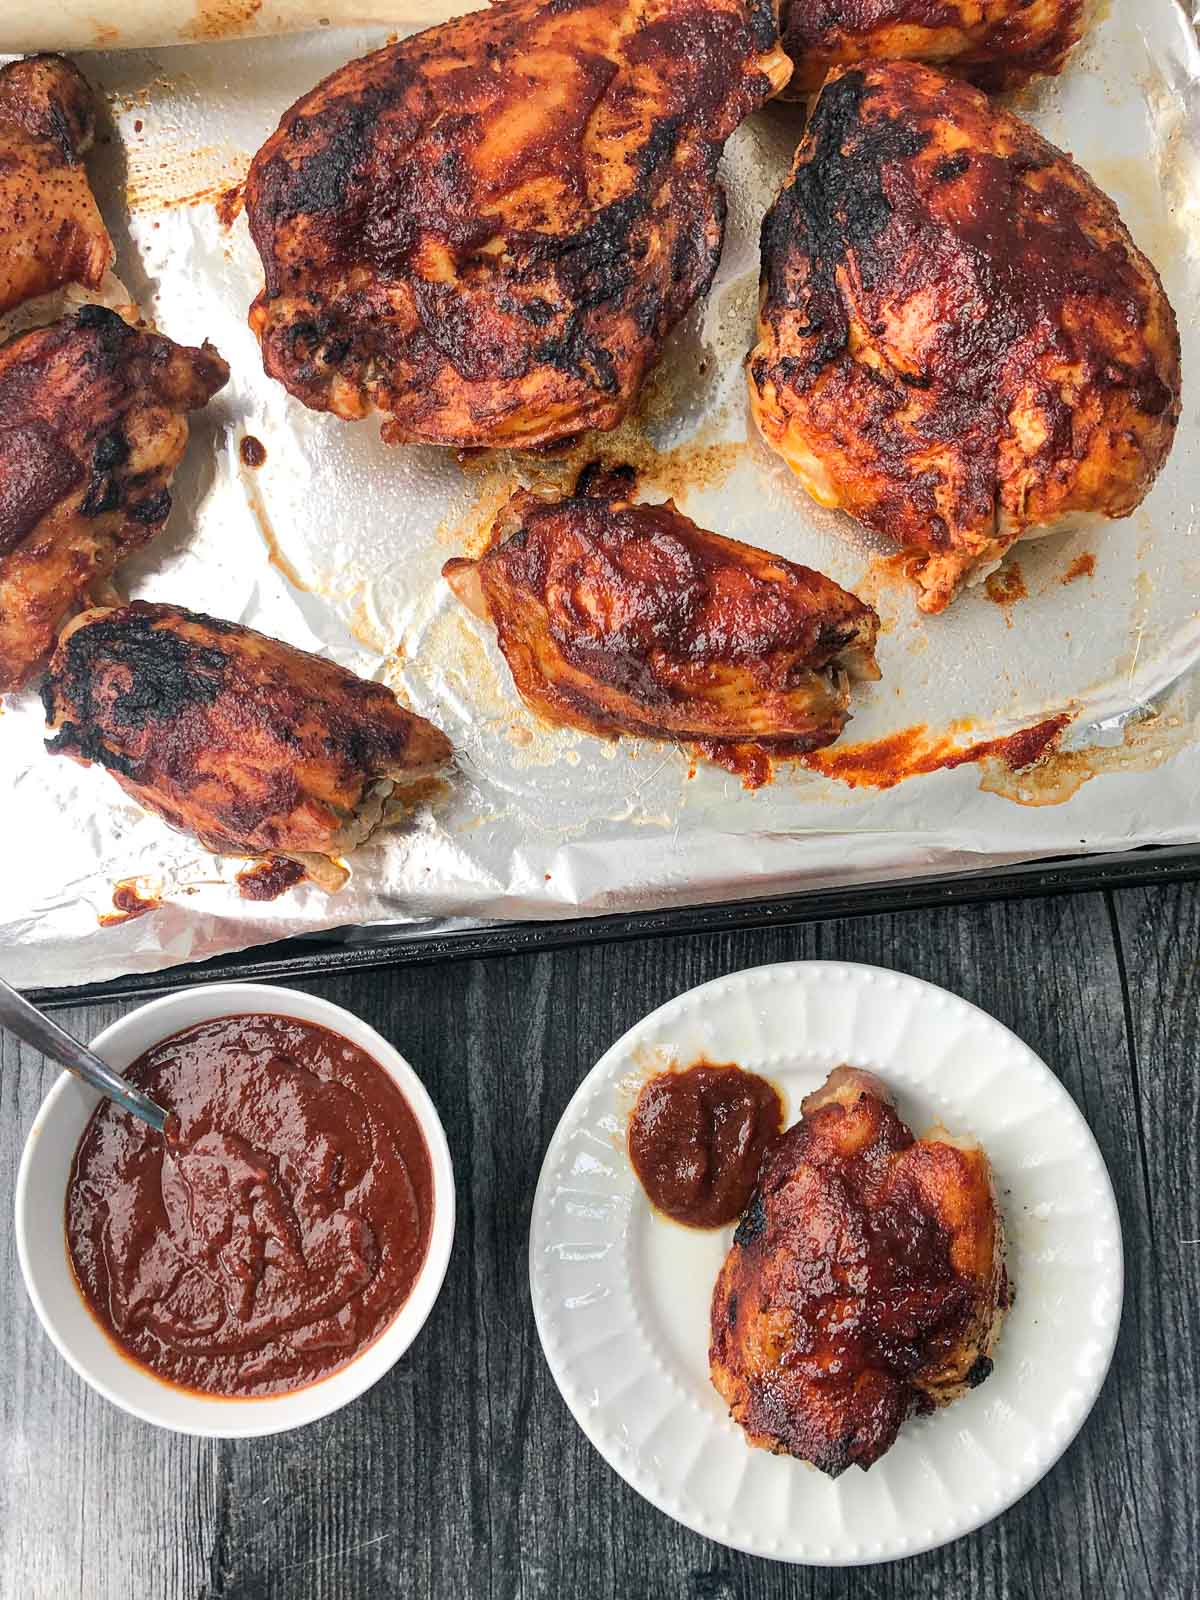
[0,977,169,1134]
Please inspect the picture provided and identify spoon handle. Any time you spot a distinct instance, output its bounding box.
[0,978,168,1134]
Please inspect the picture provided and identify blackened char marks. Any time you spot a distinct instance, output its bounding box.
[237,856,308,900]
[0,53,95,155]
[934,150,970,182]
[74,303,133,340]
[733,1189,767,1246]
[966,1353,993,1387]
[745,0,780,51]
[45,609,227,773]
[127,488,173,525]
[573,459,637,499]
[0,421,82,558]
[243,0,789,448]
[249,84,399,300]
[276,87,395,220]
[760,70,929,379]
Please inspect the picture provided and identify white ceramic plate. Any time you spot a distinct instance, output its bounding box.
[529,961,1123,1565]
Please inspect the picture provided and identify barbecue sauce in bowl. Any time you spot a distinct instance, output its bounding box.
[65,1014,434,1398]
[627,1061,783,1228]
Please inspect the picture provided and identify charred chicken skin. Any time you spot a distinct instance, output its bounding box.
[443,471,879,760]
[244,0,790,449]
[0,54,114,316]
[42,603,453,890]
[710,1067,1007,1476]
[0,306,229,694]
[780,0,1085,97]
[749,62,1182,612]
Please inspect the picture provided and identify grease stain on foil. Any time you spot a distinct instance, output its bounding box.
[799,715,1073,793]
[125,142,250,213]
[1063,552,1097,584]
[99,878,163,926]
[236,856,306,900]
[183,0,265,42]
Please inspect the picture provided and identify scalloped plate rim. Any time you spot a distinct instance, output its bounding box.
[528,959,1125,1567]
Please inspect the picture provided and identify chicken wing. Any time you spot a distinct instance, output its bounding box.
[0,54,113,316]
[244,0,790,450]
[749,62,1181,612]
[0,306,229,693]
[42,602,454,890]
[780,0,1086,97]
[443,471,879,765]
[710,1067,1007,1476]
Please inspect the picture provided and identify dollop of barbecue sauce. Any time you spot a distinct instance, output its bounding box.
[66,1014,434,1397]
[628,1061,783,1228]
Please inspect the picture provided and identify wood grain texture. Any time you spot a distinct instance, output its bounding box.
[1,887,1195,1600]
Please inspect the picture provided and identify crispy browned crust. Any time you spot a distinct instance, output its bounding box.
[0,54,114,315]
[41,602,453,873]
[443,473,879,753]
[749,61,1182,612]
[0,307,229,693]
[244,0,790,449]
[710,1066,1006,1476]
[780,0,1086,97]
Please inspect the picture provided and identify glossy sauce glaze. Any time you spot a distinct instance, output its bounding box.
[627,1061,783,1228]
[709,1069,1005,1474]
[66,1014,434,1397]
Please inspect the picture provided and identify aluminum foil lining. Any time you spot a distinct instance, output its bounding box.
[2,1,1198,989]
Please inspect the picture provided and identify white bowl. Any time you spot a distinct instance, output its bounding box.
[15,981,455,1437]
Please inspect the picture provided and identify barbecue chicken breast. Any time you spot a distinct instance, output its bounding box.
[748,62,1182,613]
[443,470,879,765]
[780,0,1086,97]
[0,55,114,317]
[710,1067,1007,1476]
[0,306,229,694]
[42,603,453,890]
[245,0,790,450]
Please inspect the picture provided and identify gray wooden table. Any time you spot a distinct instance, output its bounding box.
[2,884,1197,1600]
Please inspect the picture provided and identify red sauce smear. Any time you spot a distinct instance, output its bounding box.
[628,1060,783,1228]
[237,856,304,900]
[98,878,161,927]
[239,434,267,468]
[66,1014,434,1398]
[1063,552,1096,584]
[801,713,1071,792]
[215,181,245,228]
[695,713,1069,792]
[984,562,1027,606]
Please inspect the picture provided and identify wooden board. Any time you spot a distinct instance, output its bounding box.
[1,886,1195,1599]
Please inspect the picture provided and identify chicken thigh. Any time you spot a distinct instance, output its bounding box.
[0,54,113,316]
[42,603,453,890]
[0,306,228,693]
[443,470,879,766]
[780,0,1086,97]
[245,0,790,449]
[710,1066,1007,1476]
[748,62,1181,612]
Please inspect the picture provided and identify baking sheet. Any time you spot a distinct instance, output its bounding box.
[2,0,1199,991]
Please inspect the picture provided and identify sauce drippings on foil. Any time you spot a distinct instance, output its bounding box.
[628,1060,783,1228]
[236,856,306,900]
[239,434,267,468]
[66,1014,433,1397]
[984,562,1027,606]
[98,878,162,926]
[693,712,1070,791]
[1063,552,1096,584]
